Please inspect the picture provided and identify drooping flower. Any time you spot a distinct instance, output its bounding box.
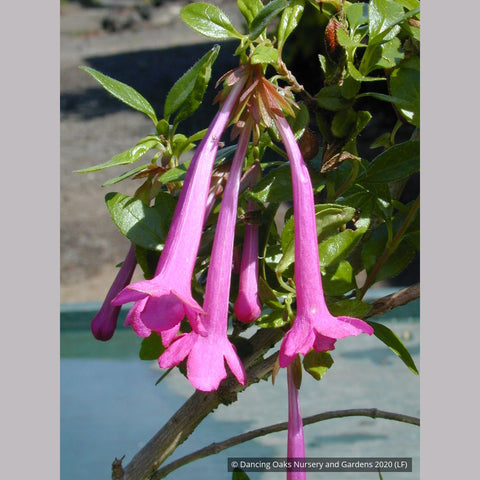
[91,243,137,341]
[111,71,247,346]
[273,113,374,367]
[234,200,261,323]
[286,359,306,480]
[158,121,252,391]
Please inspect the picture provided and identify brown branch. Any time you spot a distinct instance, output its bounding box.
[151,408,419,479]
[366,283,420,319]
[116,286,419,479]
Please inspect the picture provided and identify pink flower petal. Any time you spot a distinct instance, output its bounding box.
[158,334,195,369]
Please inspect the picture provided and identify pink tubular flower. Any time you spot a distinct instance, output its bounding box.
[273,114,374,367]
[287,361,306,480]
[111,73,247,346]
[234,201,261,323]
[158,122,252,391]
[91,243,137,341]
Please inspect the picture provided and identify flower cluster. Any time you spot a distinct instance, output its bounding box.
[92,65,372,399]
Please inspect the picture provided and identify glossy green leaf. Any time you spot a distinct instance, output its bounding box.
[328,298,372,318]
[80,66,157,123]
[318,227,366,270]
[180,2,243,39]
[139,332,165,360]
[164,45,220,122]
[75,137,160,173]
[250,44,279,65]
[322,260,356,296]
[346,2,369,31]
[360,140,419,184]
[256,309,288,329]
[368,0,404,43]
[368,321,419,374]
[395,0,420,10]
[390,56,420,126]
[105,192,176,251]
[362,36,404,73]
[277,0,305,50]
[369,1,420,45]
[303,351,334,381]
[336,28,365,49]
[237,0,264,26]
[156,118,170,137]
[249,0,289,40]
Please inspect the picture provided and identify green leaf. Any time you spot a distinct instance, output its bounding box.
[347,61,385,82]
[250,44,279,65]
[105,192,176,251]
[232,468,251,480]
[303,351,334,380]
[395,0,420,9]
[277,0,305,50]
[346,2,369,31]
[318,226,367,270]
[368,0,404,43]
[237,0,264,27]
[101,164,150,187]
[164,45,220,122]
[180,2,243,39]
[75,137,160,173]
[369,1,420,45]
[322,260,356,296]
[139,332,165,360]
[362,36,404,74]
[256,309,288,328]
[249,0,289,40]
[328,298,372,317]
[389,56,420,126]
[316,85,354,111]
[368,321,419,374]
[336,28,365,49]
[80,66,157,123]
[331,109,357,138]
[360,140,419,184]
[356,91,411,108]
[375,238,416,282]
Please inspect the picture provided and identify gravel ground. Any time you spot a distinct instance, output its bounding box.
[60,0,242,303]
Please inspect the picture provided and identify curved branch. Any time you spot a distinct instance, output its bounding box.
[151,408,419,479]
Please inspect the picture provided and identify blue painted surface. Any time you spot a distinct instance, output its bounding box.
[61,290,420,479]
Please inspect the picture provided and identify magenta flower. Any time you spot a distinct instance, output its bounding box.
[234,201,261,323]
[286,361,306,480]
[111,74,247,346]
[158,122,252,391]
[273,114,373,367]
[91,243,137,341]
